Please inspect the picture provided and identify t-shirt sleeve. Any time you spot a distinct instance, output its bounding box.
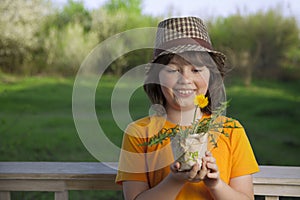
[115,124,148,185]
[230,121,259,178]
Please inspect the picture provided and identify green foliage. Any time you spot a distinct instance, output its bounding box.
[0,0,50,74]
[250,10,299,74]
[42,22,98,75]
[140,102,240,148]
[0,0,299,81]
[90,0,159,76]
[139,126,179,146]
[93,0,158,40]
[209,8,300,84]
[52,0,92,32]
[35,0,99,75]
[103,0,143,15]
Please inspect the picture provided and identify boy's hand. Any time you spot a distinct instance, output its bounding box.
[170,161,208,183]
[202,151,221,188]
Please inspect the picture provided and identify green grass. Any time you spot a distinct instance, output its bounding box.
[0,74,299,199]
[226,79,300,166]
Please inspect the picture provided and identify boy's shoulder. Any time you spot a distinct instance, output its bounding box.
[126,115,168,138]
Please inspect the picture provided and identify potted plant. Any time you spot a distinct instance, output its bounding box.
[141,94,240,171]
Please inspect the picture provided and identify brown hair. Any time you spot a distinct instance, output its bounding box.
[144,52,226,115]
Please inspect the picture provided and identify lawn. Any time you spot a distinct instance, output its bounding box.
[0,73,299,199]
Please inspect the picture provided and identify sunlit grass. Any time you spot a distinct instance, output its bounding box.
[226,79,300,165]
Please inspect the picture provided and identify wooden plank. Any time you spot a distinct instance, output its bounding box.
[0,192,11,200]
[0,162,299,197]
[65,179,122,190]
[253,165,300,185]
[2,163,298,183]
[0,162,121,191]
[0,162,118,180]
[254,184,300,197]
[0,179,121,191]
[253,165,300,197]
[0,180,66,191]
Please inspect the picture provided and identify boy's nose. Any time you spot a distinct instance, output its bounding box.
[178,71,192,84]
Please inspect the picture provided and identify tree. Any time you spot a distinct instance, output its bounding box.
[0,0,49,73]
[103,0,142,15]
[38,1,97,75]
[250,10,299,79]
[209,15,260,86]
[90,0,159,76]
[209,9,300,84]
[44,0,92,32]
[42,22,98,75]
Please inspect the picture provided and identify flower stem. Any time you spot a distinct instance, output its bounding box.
[192,105,198,134]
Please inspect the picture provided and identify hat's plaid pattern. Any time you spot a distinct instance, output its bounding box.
[152,17,226,68]
[156,17,211,47]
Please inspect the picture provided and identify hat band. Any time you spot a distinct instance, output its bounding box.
[154,37,213,58]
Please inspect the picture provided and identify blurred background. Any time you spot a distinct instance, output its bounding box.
[0,0,299,199]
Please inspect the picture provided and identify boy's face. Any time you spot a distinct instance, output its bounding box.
[159,54,210,112]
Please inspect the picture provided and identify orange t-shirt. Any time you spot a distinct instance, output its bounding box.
[115,115,259,199]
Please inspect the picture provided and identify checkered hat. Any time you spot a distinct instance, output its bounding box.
[152,17,226,68]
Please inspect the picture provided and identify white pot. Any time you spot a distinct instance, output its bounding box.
[171,133,208,171]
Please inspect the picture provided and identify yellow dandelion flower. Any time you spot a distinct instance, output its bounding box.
[194,94,209,108]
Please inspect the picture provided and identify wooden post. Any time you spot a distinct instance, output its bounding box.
[55,191,68,200]
[265,196,279,200]
[0,192,11,200]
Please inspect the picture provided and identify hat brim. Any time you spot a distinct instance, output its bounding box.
[152,44,226,68]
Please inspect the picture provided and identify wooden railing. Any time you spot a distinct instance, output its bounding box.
[0,162,299,200]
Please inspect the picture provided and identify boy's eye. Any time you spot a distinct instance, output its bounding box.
[165,66,179,73]
[192,66,206,73]
[192,68,203,73]
[167,69,179,73]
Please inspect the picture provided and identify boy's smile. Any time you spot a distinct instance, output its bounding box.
[159,54,210,112]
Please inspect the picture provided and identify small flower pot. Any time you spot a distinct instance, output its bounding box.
[171,133,208,171]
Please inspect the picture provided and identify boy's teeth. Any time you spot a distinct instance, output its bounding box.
[177,90,193,94]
